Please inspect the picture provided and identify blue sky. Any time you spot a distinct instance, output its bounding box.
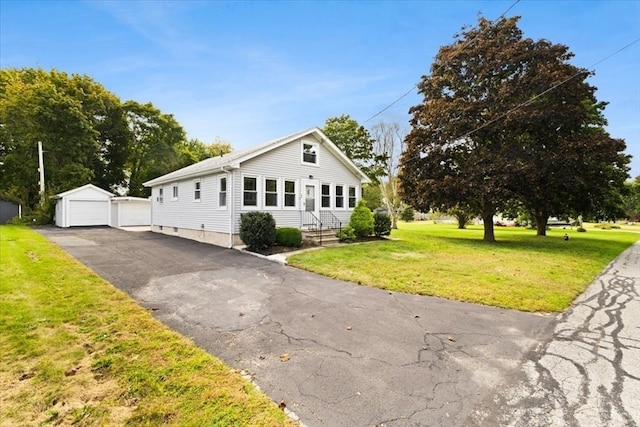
[2,0,639,177]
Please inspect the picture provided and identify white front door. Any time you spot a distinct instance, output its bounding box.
[301,179,319,217]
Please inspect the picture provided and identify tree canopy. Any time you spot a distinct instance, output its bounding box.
[323,115,387,182]
[399,16,629,241]
[0,67,231,217]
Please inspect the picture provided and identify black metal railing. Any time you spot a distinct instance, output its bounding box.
[301,211,323,245]
[320,211,342,237]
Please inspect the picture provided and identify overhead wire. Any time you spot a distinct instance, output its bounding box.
[361,0,521,124]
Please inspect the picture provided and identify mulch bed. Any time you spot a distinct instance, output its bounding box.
[246,236,386,256]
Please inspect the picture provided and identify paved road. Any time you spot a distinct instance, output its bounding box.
[38,226,615,426]
[468,241,640,426]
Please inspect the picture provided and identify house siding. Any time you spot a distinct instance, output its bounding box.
[146,130,366,247]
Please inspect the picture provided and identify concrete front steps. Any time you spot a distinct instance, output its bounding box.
[302,228,341,246]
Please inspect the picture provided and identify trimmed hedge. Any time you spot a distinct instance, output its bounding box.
[373,212,391,237]
[239,212,276,249]
[276,227,302,248]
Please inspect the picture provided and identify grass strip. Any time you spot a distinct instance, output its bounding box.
[0,225,294,426]
[288,222,639,312]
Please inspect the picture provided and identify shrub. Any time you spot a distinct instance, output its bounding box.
[373,212,391,237]
[400,207,415,222]
[336,225,355,242]
[275,227,302,248]
[577,227,587,232]
[349,199,374,238]
[239,212,276,249]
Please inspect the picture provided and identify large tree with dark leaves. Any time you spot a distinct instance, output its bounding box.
[400,16,629,241]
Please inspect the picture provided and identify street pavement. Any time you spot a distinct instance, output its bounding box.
[36,227,638,426]
[468,241,640,426]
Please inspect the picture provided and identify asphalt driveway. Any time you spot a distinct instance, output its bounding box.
[38,226,553,426]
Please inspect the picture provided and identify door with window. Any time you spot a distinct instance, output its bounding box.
[301,179,319,225]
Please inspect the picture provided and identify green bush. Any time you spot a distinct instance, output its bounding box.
[336,225,356,242]
[373,212,391,237]
[349,199,374,238]
[400,207,415,222]
[577,226,587,232]
[239,212,276,249]
[275,227,302,248]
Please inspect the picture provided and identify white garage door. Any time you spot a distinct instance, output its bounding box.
[69,200,109,226]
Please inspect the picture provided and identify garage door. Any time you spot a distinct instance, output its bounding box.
[69,200,109,226]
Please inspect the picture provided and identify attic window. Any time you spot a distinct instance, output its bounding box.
[302,142,318,165]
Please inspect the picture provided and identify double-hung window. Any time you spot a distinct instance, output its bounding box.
[194,180,201,201]
[243,176,258,207]
[302,142,318,165]
[321,184,331,208]
[348,186,357,208]
[219,176,227,208]
[284,180,296,208]
[172,183,179,201]
[158,187,164,203]
[335,185,344,208]
[265,178,278,207]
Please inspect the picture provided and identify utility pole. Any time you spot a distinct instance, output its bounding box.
[38,141,45,205]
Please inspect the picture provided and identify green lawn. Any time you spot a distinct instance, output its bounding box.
[0,225,294,427]
[288,222,639,312]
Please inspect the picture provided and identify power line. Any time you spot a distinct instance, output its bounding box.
[362,0,521,124]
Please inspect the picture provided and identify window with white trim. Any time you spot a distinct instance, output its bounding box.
[265,178,278,207]
[302,141,318,165]
[335,185,344,208]
[321,184,331,208]
[158,187,164,203]
[172,183,178,200]
[219,176,227,208]
[348,186,357,208]
[194,180,201,201]
[284,180,296,208]
[243,176,258,207]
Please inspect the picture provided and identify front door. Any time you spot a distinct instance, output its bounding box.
[301,179,319,226]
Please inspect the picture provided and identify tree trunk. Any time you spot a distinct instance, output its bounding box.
[535,213,549,236]
[482,210,495,242]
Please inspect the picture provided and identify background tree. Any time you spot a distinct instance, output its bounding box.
[623,176,640,222]
[323,115,387,182]
[399,16,629,241]
[123,101,187,197]
[371,121,406,229]
[177,137,232,168]
[449,204,475,229]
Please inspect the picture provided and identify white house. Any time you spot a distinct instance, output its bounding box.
[143,127,370,248]
[53,184,151,228]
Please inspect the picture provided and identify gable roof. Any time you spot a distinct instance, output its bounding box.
[143,127,371,187]
[53,183,114,199]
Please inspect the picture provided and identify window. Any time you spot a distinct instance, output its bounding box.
[194,180,201,201]
[265,178,278,207]
[284,180,296,207]
[243,176,257,207]
[302,142,318,165]
[172,183,178,200]
[321,184,331,208]
[335,185,344,208]
[219,176,227,208]
[348,186,357,208]
[158,187,164,203]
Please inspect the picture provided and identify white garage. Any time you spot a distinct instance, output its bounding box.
[54,184,113,228]
[110,197,151,227]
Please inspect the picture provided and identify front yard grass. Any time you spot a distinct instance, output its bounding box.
[287,222,639,312]
[0,225,294,426]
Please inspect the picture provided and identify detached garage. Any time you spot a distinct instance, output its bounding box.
[54,184,113,228]
[110,197,151,227]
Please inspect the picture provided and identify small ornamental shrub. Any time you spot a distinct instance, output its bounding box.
[400,207,415,222]
[239,211,276,249]
[276,227,302,248]
[336,225,356,242]
[577,226,587,232]
[349,199,374,238]
[373,212,391,237]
